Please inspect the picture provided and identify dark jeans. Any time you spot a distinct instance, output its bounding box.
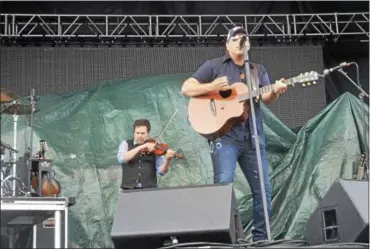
[209,137,272,242]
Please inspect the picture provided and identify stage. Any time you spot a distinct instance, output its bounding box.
[0,190,368,249]
[0,2,368,248]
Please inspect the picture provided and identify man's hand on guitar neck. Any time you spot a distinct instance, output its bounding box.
[273,78,288,94]
[261,78,288,104]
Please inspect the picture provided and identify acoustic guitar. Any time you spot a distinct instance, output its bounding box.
[187,71,321,139]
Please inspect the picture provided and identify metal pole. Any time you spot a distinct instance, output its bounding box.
[242,38,272,241]
[27,88,38,194]
[33,224,37,248]
[337,67,369,174]
[12,113,18,196]
[55,210,61,248]
[65,207,69,248]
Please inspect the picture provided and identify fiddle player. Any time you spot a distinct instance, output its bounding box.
[116,119,176,190]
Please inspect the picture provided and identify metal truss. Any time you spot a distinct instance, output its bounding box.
[0,13,369,42]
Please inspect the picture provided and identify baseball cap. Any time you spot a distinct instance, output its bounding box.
[226,26,247,42]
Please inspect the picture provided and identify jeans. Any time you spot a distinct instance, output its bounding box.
[209,137,272,242]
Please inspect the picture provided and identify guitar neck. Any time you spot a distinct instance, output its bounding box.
[238,77,295,101]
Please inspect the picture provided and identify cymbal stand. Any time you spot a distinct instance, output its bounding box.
[1,150,4,196]
[26,89,39,195]
[11,112,18,196]
[1,100,17,196]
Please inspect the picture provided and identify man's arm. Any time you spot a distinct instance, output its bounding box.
[181,60,229,97]
[117,140,145,164]
[156,149,177,175]
[156,156,169,175]
[181,78,216,97]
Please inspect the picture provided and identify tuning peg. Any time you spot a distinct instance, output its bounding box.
[307,82,311,86]
[292,83,295,87]
[305,72,309,75]
[302,83,306,87]
[313,81,316,84]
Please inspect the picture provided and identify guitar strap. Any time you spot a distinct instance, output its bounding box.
[249,63,260,90]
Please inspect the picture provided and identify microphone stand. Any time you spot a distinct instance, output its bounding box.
[337,68,369,99]
[337,67,369,177]
[242,38,272,241]
[26,88,39,195]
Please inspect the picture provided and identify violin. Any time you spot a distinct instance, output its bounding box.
[140,110,185,159]
[140,138,184,159]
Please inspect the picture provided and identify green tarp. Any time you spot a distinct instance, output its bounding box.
[1,73,368,248]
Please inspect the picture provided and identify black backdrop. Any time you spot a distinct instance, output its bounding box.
[1,1,368,104]
[0,45,326,129]
[0,1,368,123]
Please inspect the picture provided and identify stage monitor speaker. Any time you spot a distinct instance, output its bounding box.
[305,179,369,245]
[16,214,66,248]
[111,184,244,249]
[35,215,66,248]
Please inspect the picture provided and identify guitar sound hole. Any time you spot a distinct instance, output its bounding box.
[219,89,232,98]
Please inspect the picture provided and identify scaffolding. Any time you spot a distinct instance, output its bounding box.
[1,13,369,42]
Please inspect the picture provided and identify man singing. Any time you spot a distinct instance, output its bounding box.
[181,27,288,242]
[117,119,176,190]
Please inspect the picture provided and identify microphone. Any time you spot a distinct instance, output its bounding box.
[323,62,354,75]
[239,35,248,49]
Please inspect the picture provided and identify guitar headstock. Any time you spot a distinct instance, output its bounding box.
[38,140,48,159]
[289,71,322,87]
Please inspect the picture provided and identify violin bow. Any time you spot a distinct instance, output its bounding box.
[153,109,179,146]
